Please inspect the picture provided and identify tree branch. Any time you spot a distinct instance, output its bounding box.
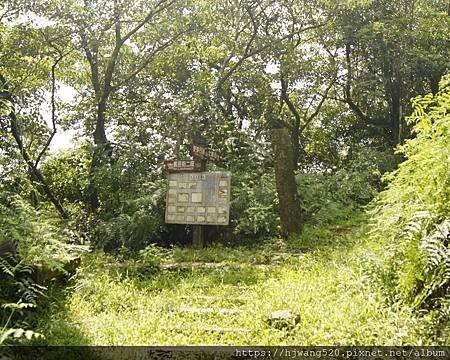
[303,76,336,123]
[218,1,276,79]
[113,0,122,43]
[81,32,101,96]
[0,7,19,22]
[280,74,299,131]
[216,22,327,89]
[103,0,179,99]
[115,28,191,88]
[344,42,371,123]
[34,54,65,168]
[0,75,69,219]
[121,0,178,44]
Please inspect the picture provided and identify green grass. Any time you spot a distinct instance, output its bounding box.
[34,215,443,345]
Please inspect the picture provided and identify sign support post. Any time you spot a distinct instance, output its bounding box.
[192,154,206,248]
[192,224,204,249]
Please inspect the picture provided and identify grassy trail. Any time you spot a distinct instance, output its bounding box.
[37,218,437,345]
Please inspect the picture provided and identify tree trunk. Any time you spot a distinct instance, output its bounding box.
[86,148,101,211]
[429,72,442,94]
[290,124,300,171]
[389,82,401,146]
[280,74,300,171]
[270,128,303,236]
[87,97,112,211]
[94,99,109,146]
[9,110,69,219]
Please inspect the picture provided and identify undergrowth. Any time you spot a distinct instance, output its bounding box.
[33,215,444,346]
[0,191,87,345]
[369,75,450,325]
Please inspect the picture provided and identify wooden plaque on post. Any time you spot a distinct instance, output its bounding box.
[164,159,203,172]
[189,144,220,163]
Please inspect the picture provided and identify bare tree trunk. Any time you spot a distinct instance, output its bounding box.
[388,81,401,146]
[271,128,303,236]
[1,75,69,219]
[10,112,69,219]
[87,97,112,211]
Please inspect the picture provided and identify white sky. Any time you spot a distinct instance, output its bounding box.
[50,129,76,153]
[45,84,77,153]
[13,11,74,154]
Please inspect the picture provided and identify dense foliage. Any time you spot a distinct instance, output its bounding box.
[0,191,86,344]
[370,76,450,320]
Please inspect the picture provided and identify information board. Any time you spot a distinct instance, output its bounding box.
[165,172,231,225]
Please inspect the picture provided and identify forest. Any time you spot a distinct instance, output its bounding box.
[0,0,450,353]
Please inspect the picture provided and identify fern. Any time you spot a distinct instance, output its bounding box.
[0,258,48,344]
[0,328,44,344]
[0,253,16,277]
[0,189,87,344]
[404,211,432,240]
[0,301,43,345]
[413,220,450,307]
[369,75,450,313]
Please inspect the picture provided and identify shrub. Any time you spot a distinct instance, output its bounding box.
[329,147,398,205]
[369,75,450,310]
[231,172,280,239]
[295,146,393,226]
[91,179,167,251]
[0,190,87,344]
[40,147,90,208]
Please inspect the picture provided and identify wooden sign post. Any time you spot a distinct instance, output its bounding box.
[192,223,204,249]
[164,159,203,172]
[189,144,220,162]
[191,147,206,249]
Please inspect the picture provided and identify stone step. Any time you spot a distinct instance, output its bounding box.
[160,262,269,270]
[178,294,252,302]
[197,325,250,333]
[179,305,244,316]
[270,252,304,257]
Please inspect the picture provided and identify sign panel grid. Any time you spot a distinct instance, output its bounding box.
[165,172,231,226]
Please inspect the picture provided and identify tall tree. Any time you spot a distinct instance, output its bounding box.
[331,0,450,146]
[35,0,194,209]
[0,8,70,217]
[191,0,328,234]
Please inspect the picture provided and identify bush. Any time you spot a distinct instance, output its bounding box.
[91,179,167,251]
[369,75,450,311]
[329,147,398,205]
[295,146,394,226]
[231,172,280,239]
[0,190,87,344]
[41,147,90,209]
